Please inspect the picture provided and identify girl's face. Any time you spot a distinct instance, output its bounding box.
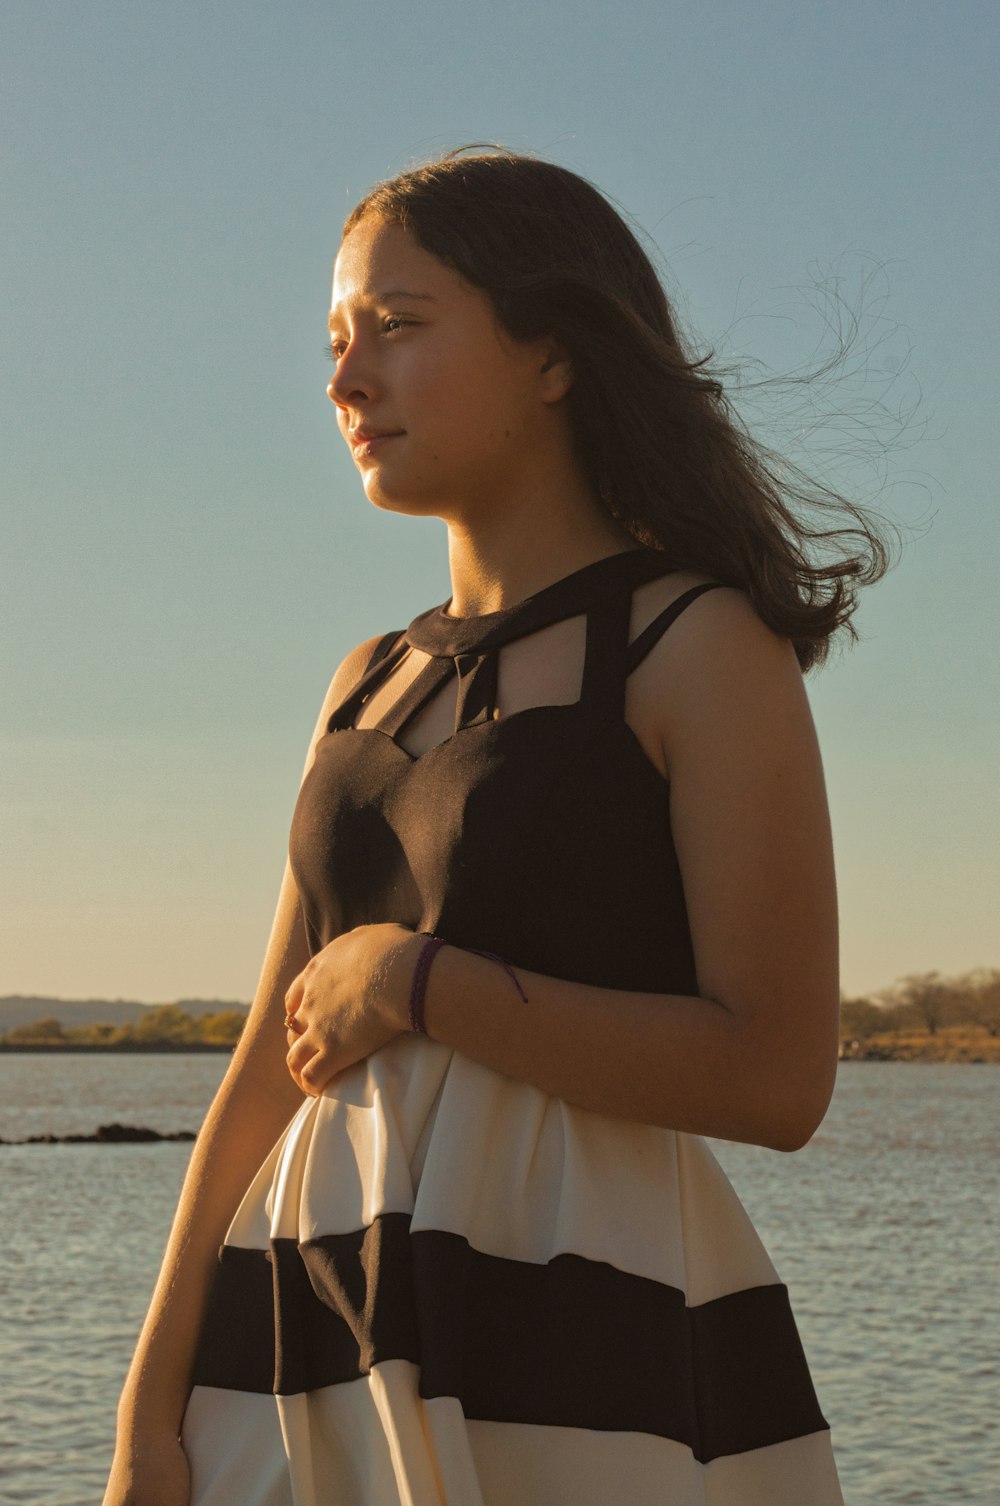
[328,216,570,519]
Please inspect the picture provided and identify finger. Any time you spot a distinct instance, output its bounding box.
[286,1054,309,1095]
[284,974,305,1016]
[286,1034,320,1093]
[283,982,306,1036]
[300,1048,338,1097]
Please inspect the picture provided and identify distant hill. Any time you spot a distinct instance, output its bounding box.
[0,996,250,1032]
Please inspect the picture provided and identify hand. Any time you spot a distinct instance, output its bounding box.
[284,922,419,1095]
[102,1432,190,1506]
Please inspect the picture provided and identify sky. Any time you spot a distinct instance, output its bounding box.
[3,0,998,1003]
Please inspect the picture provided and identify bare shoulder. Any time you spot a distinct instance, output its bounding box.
[300,630,399,781]
[326,631,397,710]
[628,571,807,780]
[631,569,786,657]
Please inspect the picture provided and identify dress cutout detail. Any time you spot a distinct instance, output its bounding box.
[182,547,845,1505]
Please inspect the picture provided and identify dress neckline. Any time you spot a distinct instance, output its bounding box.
[404,546,678,658]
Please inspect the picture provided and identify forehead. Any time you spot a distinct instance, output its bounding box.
[331,218,453,309]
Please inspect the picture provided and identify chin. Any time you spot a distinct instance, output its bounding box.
[362,480,443,521]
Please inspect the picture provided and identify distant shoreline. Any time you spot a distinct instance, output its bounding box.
[0,1042,234,1054]
[1,1041,996,1061]
[839,1055,997,1063]
[838,1027,999,1063]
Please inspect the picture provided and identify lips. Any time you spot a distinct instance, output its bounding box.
[349,426,405,450]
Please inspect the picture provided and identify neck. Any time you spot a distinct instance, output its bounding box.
[443,493,639,618]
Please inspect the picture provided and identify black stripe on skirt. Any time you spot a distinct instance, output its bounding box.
[191,1212,828,1465]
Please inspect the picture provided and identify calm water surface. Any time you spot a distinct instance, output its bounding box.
[0,1056,995,1504]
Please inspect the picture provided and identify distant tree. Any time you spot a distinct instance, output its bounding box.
[135,1005,196,1043]
[838,996,883,1040]
[893,971,953,1036]
[867,992,911,1037]
[954,967,1000,1036]
[65,1021,118,1044]
[197,1010,246,1046]
[3,1016,65,1044]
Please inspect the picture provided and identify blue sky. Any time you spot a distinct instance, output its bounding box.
[4,0,997,1001]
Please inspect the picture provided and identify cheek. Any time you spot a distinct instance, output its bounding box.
[430,354,526,439]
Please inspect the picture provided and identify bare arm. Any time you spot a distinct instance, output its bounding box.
[103,632,387,1503]
[394,589,840,1152]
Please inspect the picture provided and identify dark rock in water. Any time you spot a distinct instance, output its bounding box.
[1,1122,197,1145]
[94,1122,172,1142]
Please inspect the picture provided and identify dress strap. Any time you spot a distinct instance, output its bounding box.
[578,590,633,712]
[580,581,728,723]
[326,630,408,733]
[364,629,406,675]
[624,582,729,676]
[376,656,453,739]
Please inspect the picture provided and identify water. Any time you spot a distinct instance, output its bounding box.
[0,1057,995,1504]
[0,1053,229,1143]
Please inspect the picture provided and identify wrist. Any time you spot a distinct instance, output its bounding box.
[406,932,452,1036]
[384,928,432,1032]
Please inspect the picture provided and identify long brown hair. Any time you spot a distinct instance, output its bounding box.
[344,146,899,671]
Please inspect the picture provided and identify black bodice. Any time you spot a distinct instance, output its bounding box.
[288,548,726,995]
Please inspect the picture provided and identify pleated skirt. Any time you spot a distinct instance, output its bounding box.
[181,1032,845,1504]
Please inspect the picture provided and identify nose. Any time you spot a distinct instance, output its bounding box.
[327,336,376,410]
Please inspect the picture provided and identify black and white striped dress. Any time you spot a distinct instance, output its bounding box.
[182,548,845,1505]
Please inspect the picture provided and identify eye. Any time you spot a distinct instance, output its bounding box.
[324,317,410,362]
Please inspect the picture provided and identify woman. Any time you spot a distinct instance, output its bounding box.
[104,147,890,1505]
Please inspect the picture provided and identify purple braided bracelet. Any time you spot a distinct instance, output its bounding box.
[408,931,530,1036]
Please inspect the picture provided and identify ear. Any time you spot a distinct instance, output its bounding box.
[538,339,574,404]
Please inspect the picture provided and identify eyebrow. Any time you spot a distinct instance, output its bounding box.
[328,290,436,328]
